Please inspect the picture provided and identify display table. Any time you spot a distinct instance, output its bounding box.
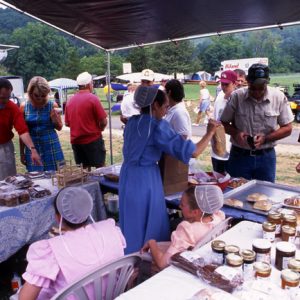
[116,221,300,300]
[0,180,106,263]
[97,176,267,223]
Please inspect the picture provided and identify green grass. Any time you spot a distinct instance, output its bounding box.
[270,73,300,93]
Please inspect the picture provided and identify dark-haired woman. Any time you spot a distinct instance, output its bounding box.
[119,86,219,253]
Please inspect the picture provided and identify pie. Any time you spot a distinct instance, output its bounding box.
[224,198,244,208]
[284,196,300,207]
[247,193,268,202]
[253,200,272,211]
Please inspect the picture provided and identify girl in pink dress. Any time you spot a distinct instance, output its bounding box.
[19,187,126,300]
[141,185,225,270]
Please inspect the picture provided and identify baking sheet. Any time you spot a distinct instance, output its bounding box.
[223,180,300,216]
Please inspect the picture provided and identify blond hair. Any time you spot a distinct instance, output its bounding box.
[27,76,50,100]
[199,80,207,88]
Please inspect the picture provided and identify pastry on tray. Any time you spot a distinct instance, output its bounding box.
[247,193,268,202]
[224,198,244,208]
[253,200,272,211]
[284,196,300,207]
[227,178,248,189]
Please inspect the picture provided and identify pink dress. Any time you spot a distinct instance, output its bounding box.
[162,211,225,264]
[22,219,126,300]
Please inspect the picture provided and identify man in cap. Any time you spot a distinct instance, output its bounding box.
[211,70,237,173]
[65,72,107,168]
[120,69,155,124]
[221,64,293,182]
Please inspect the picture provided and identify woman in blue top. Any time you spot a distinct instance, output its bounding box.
[20,77,64,171]
[119,86,219,253]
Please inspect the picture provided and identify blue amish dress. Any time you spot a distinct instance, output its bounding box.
[119,115,195,254]
[24,101,64,171]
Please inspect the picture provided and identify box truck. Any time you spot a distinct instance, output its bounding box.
[214,57,269,80]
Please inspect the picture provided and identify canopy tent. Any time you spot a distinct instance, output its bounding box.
[0,43,19,63]
[117,72,173,83]
[191,71,212,81]
[1,1,300,51]
[48,78,78,109]
[2,0,300,163]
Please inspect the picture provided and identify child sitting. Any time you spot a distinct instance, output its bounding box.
[19,187,126,300]
[140,185,225,270]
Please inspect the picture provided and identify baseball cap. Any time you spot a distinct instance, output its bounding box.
[134,85,158,108]
[247,64,270,84]
[194,185,223,214]
[56,187,93,224]
[220,70,237,84]
[140,69,155,82]
[77,71,92,86]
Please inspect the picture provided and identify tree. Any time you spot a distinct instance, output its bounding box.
[4,22,69,84]
[55,47,81,79]
[126,47,152,72]
[198,35,244,73]
[149,41,198,75]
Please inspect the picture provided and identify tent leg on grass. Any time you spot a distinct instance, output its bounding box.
[106,51,113,165]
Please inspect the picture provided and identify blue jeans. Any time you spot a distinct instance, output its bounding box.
[227,147,276,182]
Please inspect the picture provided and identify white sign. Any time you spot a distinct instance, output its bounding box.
[123,63,132,74]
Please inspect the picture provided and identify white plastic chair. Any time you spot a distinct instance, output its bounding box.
[50,254,141,300]
[193,217,233,250]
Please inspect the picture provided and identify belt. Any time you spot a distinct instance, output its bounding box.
[232,145,274,156]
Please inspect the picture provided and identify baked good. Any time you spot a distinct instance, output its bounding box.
[28,185,51,198]
[284,196,300,207]
[224,198,244,208]
[18,190,30,204]
[247,193,268,202]
[228,178,248,189]
[253,200,272,211]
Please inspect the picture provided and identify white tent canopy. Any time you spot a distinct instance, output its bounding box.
[116,72,173,83]
[48,78,78,109]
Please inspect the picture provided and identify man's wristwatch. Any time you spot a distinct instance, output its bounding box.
[30,146,36,150]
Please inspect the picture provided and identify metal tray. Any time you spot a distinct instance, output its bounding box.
[223,180,300,216]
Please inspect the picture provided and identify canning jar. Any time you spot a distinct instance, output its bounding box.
[252,239,271,264]
[211,240,226,265]
[275,241,296,270]
[262,222,276,242]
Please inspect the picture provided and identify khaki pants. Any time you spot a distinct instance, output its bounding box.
[0,140,17,180]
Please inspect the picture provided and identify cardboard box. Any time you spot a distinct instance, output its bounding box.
[159,154,189,195]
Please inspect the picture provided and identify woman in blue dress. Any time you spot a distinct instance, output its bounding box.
[119,86,219,253]
[20,76,64,171]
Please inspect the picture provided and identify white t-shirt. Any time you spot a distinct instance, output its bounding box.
[200,88,210,101]
[211,91,231,160]
[120,93,140,118]
[165,102,192,139]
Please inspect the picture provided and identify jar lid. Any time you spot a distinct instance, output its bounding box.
[282,225,296,235]
[268,211,281,219]
[281,269,300,283]
[252,238,271,250]
[211,240,226,251]
[283,214,297,222]
[240,249,256,261]
[288,259,300,272]
[226,253,243,266]
[224,245,240,254]
[276,241,296,253]
[253,261,271,274]
[262,222,276,231]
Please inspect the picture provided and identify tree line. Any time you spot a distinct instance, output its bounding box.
[0,8,300,85]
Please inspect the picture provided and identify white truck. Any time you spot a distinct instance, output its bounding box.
[214,57,269,80]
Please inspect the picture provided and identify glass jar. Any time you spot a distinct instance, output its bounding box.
[282,214,297,228]
[252,239,271,264]
[226,253,243,273]
[267,211,282,237]
[224,245,240,256]
[281,269,300,289]
[262,222,276,242]
[281,225,296,243]
[275,241,296,270]
[240,249,256,279]
[288,258,300,274]
[253,261,271,280]
[211,240,226,265]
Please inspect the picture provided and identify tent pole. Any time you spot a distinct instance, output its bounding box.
[106,51,113,165]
